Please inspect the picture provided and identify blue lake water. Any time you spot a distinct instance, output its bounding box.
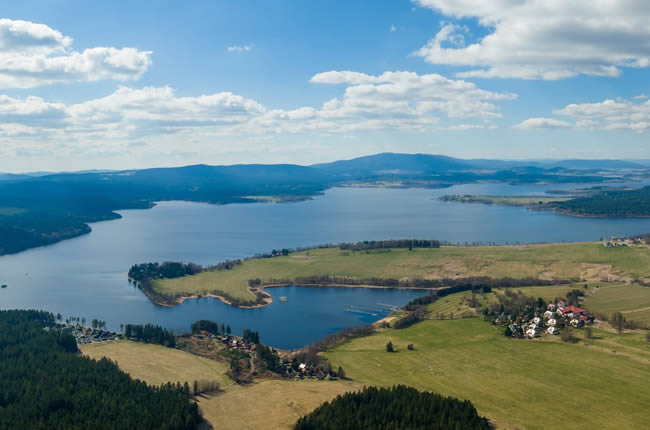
[2,185,650,348]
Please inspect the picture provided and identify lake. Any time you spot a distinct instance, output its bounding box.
[2,184,650,348]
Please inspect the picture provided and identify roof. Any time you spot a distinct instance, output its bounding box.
[563,305,587,314]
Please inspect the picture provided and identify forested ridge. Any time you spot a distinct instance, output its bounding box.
[550,186,650,217]
[0,310,200,429]
[295,385,490,429]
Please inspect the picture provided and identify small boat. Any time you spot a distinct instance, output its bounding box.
[279,296,288,302]
[1,284,7,289]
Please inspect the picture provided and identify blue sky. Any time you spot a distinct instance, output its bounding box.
[1,0,650,171]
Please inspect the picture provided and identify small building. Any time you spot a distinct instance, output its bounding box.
[526,329,539,338]
[547,303,557,311]
[569,318,583,328]
[532,317,542,325]
[548,318,557,326]
[544,310,554,319]
[547,327,559,335]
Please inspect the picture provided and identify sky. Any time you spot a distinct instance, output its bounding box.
[1,0,650,172]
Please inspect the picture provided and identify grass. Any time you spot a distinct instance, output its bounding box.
[152,243,650,305]
[196,379,361,430]
[80,340,231,387]
[585,284,650,324]
[325,318,650,430]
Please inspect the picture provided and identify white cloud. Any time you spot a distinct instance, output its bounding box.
[554,98,650,132]
[413,0,650,79]
[0,71,516,152]
[0,19,151,88]
[227,44,253,52]
[390,24,396,32]
[515,98,650,132]
[513,118,572,130]
[449,123,486,131]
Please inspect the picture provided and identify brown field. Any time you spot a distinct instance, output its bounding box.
[196,379,361,430]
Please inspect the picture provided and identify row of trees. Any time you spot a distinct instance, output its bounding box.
[0,310,200,429]
[295,385,490,429]
[339,239,441,251]
[190,320,231,335]
[124,323,176,347]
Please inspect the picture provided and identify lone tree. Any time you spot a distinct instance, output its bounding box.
[386,341,394,353]
[611,312,625,334]
[337,366,346,379]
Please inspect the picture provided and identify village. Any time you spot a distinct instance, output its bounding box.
[495,299,594,339]
[194,330,342,381]
[47,323,122,345]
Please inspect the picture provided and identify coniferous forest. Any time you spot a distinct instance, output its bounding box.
[294,385,490,430]
[0,310,200,429]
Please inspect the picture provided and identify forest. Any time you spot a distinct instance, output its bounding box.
[0,310,200,429]
[294,385,490,429]
[549,186,650,217]
[338,239,441,251]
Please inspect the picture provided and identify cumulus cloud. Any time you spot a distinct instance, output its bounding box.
[513,117,572,130]
[0,19,151,88]
[554,98,650,132]
[1,70,516,152]
[227,44,253,52]
[515,98,650,132]
[413,0,650,79]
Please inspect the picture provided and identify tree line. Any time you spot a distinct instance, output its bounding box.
[338,239,441,251]
[295,385,490,429]
[124,323,176,347]
[0,310,200,429]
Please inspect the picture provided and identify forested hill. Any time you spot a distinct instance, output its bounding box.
[549,186,650,217]
[0,164,334,255]
[0,310,200,429]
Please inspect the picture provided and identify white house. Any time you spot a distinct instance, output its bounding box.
[532,317,542,325]
[547,327,559,335]
[526,329,539,338]
[544,310,554,319]
[528,323,538,331]
[548,319,557,326]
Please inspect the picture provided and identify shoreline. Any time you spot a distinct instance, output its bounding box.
[143,281,439,310]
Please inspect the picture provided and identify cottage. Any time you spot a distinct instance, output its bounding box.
[547,303,557,311]
[569,318,583,328]
[544,310,554,319]
[532,317,542,325]
[546,327,559,335]
[548,318,557,326]
[526,329,539,338]
[557,301,565,309]
[528,323,538,331]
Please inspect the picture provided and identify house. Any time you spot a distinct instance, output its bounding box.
[547,303,557,311]
[557,301,566,309]
[569,318,583,328]
[526,329,539,338]
[532,317,542,325]
[544,310,554,319]
[561,306,587,317]
[548,318,557,326]
[547,327,559,335]
[528,323,538,331]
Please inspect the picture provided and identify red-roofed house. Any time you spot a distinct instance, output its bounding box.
[561,306,587,317]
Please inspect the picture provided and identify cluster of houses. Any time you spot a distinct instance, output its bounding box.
[495,300,593,339]
[198,331,257,354]
[277,360,338,381]
[47,324,122,345]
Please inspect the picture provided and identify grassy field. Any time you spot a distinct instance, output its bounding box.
[325,318,650,429]
[584,283,650,324]
[197,379,361,429]
[82,340,360,429]
[153,243,650,305]
[81,340,231,387]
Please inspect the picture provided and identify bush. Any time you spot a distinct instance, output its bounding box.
[386,341,394,352]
